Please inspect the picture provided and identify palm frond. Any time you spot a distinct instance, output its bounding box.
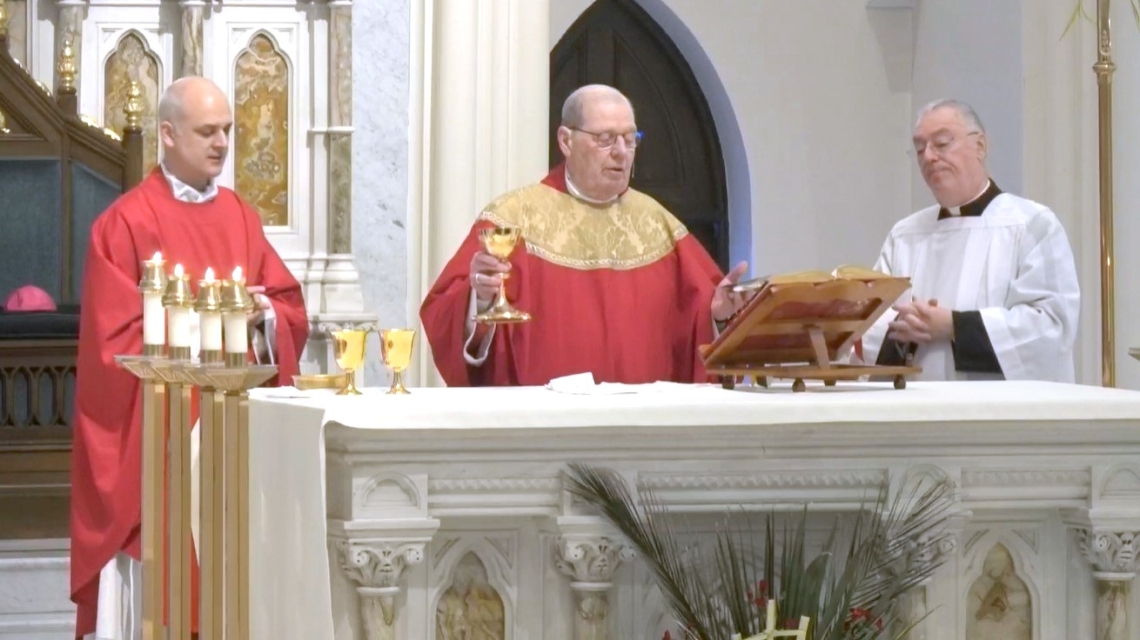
[564,463,955,640]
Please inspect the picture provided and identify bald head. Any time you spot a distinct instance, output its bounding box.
[158,76,228,128]
[560,84,634,128]
[158,76,233,190]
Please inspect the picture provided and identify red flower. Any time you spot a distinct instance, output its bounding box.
[846,608,884,632]
[749,579,770,609]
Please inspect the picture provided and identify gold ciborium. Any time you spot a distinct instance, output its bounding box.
[473,226,532,324]
[379,328,416,394]
[331,329,368,395]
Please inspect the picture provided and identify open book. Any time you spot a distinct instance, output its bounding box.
[702,264,918,390]
[730,265,891,293]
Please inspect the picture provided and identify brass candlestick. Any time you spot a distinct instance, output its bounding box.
[195,275,224,365]
[194,273,224,638]
[139,255,167,358]
[220,276,254,368]
[162,269,193,361]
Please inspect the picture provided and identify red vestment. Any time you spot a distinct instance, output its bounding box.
[420,165,724,386]
[70,169,308,637]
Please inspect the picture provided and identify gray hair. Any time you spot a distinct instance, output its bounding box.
[561,84,634,128]
[917,98,985,134]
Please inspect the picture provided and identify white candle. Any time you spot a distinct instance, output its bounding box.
[141,251,165,346]
[143,291,165,345]
[169,306,191,347]
[199,268,223,352]
[224,266,249,356]
[167,264,191,347]
[201,312,223,351]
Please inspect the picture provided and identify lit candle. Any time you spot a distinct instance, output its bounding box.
[139,251,166,347]
[166,264,192,349]
[196,268,223,353]
[223,266,249,357]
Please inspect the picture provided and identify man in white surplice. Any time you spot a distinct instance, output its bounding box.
[862,99,1080,382]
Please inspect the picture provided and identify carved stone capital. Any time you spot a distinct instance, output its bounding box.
[1078,529,1140,577]
[892,511,968,580]
[335,540,426,636]
[555,536,634,588]
[336,540,426,590]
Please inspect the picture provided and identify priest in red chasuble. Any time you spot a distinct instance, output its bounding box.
[70,77,308,639]
[421,85,749,386]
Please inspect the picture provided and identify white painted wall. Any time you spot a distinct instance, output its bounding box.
[911,0,1024,211]
[553,0,914,277]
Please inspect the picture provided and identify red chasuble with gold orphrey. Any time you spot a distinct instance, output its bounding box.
[420,165,724,386]
[69,169,308,637]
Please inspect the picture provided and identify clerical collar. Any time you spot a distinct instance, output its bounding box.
[938,180,1001,220]
[565,172,619,205]
[160,163,219,204]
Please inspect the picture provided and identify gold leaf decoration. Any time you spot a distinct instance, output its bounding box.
[234,33,290,227]
[104,32,160,172]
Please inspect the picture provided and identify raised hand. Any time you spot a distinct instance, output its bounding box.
[245,285,272,326]
[470,251,511,306]
[711,261,750,322]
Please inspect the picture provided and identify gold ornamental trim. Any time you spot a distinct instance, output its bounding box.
[478,184,688,271]
[58,39,77,92]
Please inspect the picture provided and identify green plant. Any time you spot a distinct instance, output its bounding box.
[564,463,956,640]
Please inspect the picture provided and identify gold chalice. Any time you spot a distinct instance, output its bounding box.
[473,226,532,324]
[380,328,416,394]
[331,329,368,395]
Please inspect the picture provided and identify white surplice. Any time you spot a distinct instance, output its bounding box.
[862,193,1080,382]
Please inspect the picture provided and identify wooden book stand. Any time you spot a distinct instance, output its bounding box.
[700,266,921,391]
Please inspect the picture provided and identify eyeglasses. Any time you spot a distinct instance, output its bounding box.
[913,130,980,156]
[570,127,644,150]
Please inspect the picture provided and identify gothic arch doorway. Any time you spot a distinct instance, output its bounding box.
[550,0,730,270]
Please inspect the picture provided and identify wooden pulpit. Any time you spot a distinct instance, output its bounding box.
[700,266,921,391]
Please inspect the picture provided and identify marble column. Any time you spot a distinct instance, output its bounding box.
[178,0,204,77]
[55,0,84,94]
[308,0,373,382]
[321,0,365,314]
[336,540,427,640]
[555,536,634,640]
[407,0,550,386]
[1078,529,1140,640]
[328,0,352,255]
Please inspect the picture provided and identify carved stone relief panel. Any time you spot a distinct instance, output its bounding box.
[965,543,1032,640]
[104,31,160,172]
[233,32,289,226]
[436,552,506,640]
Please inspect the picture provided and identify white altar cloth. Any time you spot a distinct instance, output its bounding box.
[245,380,1140,640]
